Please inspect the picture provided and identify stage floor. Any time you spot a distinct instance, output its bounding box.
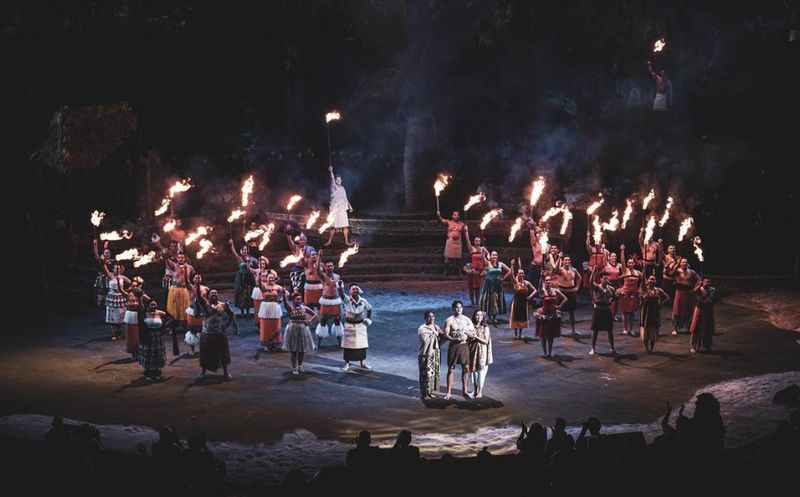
[1,285,798,455]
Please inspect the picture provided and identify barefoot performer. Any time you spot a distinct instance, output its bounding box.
[469,310,493,399]
[640,275,670,353]
[316,260,344,347]
[103,261,130,341]
[184,273,208,356]
[165,252,195,356]
[436,210,466,276]
[671,259,699,335]
[478,251,512,324]
[257,270,285,352]
[324,165,354,247]
[535,278,567,358]
[589,267,617,355]
[195,285,237,380]
[554,256,581,336]
[464,232,489,307]
[341,285,373,372]
[689,277,717,353]
[281,292,318,374]
[443,300,476,400]
[617,256,643,336]
[509,266,537,340]
[418,311,444,400]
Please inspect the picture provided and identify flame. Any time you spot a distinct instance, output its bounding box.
[643,216,657,245]
[529,176,546,207]
[621,199,634,229]
[258,223,275,251]
[280,253,302,268]
[337,244,360,268]
[286,195,303,211]
[642,189,656,211]
[305,210,321,230]
[559,206,573,235]
[116,248,140,261]
[244,227,265,242]
[602,210,620,232]
[508,217,524,242]
[227,209,245,223]
[653,38,666,53]
[154,198,171,217]
[678,217,694,242]
[540,206,561,223]
[196,239,214,259]
[133,251,157,268]
[480,208,503,230]
[325,111,341,124]
[168,179,192,198]
[592,215,603,245]
[658,196,674,227]
[586,194,604,215]
[692,236,704,262]
[241,175,254,207]
[100,230,133,241]
[162,220,177,233]
[433,174,450,197]
[90,210,105,227]
[463,192,486,212]
[318,212,336,233]
[185,226,211,246]
[538,229,549,254]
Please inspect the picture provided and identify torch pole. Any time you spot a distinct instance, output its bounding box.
[327,123,333,170]
[435,195,440,214]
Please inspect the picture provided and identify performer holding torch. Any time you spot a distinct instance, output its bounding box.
[324,166,354,247]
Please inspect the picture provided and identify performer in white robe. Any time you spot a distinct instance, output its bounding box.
[324,165,354,247]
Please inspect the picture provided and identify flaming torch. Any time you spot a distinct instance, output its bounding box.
[540,206,561,223]
[133,251,157,268]
[463,192,486,212]
[241,175,254,207]
[325,111,341,124]
[196,239,214,259]
[692,236,704,262]
[90,210,106,228]
[258,223,276,251]
[508,217,524,243]
[433,173,451,213]
[280,253,302,268]
[642,188,656,211]
[162,220,177,233]
[286,195,303,211]
[653,38,666,53]
[244,226,265,242]
[643,215,657,245]
[480,208,503,231]
[529,176,546,208]
[185,226,211,246]
[168,179,192,198]
[337,244,360,268]
[318,212,336,234]
[100,230,133,241]
[559,206,573,235]
[658,196,674,227]
[622,199,634,229]
[678,217,694,242]
[602,210,620,232]
[592,215,603,245]
[538,229,550,254]
[115,248,140,261]
[154,198,171,217]
[305,210,321,230]
[586,194,604,215]
[227,209,245,223]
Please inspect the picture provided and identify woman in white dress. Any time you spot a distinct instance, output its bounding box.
[324,165,354,247]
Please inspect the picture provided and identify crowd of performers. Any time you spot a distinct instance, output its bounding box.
[435,207,718,361]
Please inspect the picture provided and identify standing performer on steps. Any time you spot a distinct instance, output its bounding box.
[509,266,537,340]
[463,231,489,307]
[436,210,466,276]
[286,232,315,295]
[324,166,354,247]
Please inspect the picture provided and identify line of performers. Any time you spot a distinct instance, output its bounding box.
[92,235,375,381]
[437,209,718,357]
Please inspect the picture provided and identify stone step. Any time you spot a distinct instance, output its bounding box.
[208,272,464,287]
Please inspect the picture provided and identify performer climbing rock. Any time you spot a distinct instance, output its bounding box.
[689,277,717,353]
[443,300,475,400]
[341,285,373,371]
[436,210,466,276]
[316,260,344,347]
[324,165,354,247]
[418,311,443,400]
[281,292,317,374]
[463,232,489,307]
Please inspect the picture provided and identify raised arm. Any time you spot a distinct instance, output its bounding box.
[102,261,115,280]
[585,227,593,254]
[228,239,244,264]
[619,244,626,266]
[328,165,336,184]
[526,282,537,300]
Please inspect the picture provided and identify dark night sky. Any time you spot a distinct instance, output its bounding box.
[7,1,799,289]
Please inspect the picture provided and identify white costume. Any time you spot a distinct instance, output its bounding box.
[330,182,351,229]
